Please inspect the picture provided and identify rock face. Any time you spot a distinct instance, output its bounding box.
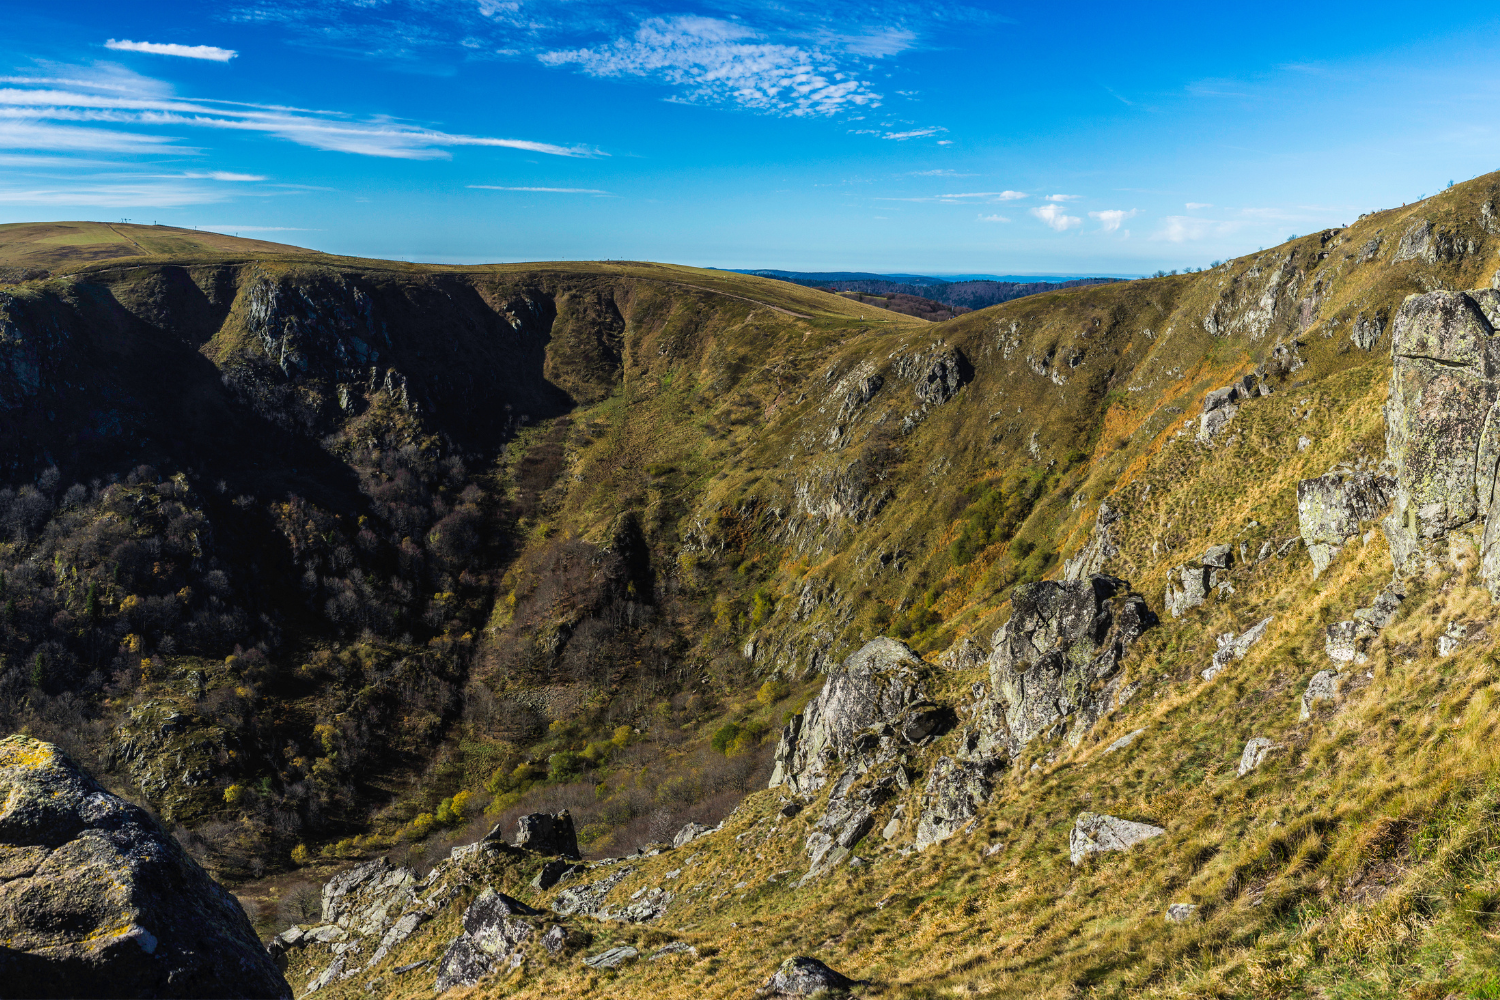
[0,735,291,999]
[769,637,933,794]
[1069,812,1166,866]
[760,956,859,996]
[987,575,1155,752]
[914,756,993,850]
[1381,289,1500,587]
[1297,470,1394,577]
[1063,503,1122,581]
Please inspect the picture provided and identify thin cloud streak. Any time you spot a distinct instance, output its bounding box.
[105,40,239,62]
[0,73,601,159]
[470,185,609,193]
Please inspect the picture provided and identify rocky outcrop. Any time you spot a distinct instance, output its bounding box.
[769,638,934,795]
[109,700,239,826]
[1069,812,1165,866]
[1297,470,1393,577]
[914,757,994,850]
[0,735,291,999]
[987,575,1155,752]
[893,341,971,409]
[1198,375,1258,441]
[508,811,580,859]
[1382,289,1500,585]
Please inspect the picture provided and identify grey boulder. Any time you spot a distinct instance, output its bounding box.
[1069,812,1165,866]
[760,956,861,996]
[0,736,292,999]
[1300,671,1343,720]
[1296,471,1393,577]
[1237,737,1276,777]
[510,810,580,859]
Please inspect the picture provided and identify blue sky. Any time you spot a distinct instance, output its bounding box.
[2,1,1498,274]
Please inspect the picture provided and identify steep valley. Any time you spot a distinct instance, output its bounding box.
[5,176,1500,998]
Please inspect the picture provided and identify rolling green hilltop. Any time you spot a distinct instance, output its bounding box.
[4,174,1500,998]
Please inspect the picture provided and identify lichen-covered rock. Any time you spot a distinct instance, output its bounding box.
[1165,903,1200,922]
[581,945,638,970]
[759,956,860,996]
[432,889,542,992]
[320,857,420,935]
[1325,621,1365,664]
[893,341,971,408]
[673,821,714,848]
[0,735,291,999]
[987,575,1155,752]
[769,637,931,794]
[1237,737,1276,777]
[1297,470,1394,577]
[1069,812,1166,866]
[1382,289,1500,580]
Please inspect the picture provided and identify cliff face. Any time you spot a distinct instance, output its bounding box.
[5,179,1500,997]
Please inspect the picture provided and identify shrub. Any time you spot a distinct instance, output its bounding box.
[756,679,790,706]
[611,725,632,748]
[711,722,743,755]
[408,812,437,839]
[223,784,247,806]
[290,844,311,866]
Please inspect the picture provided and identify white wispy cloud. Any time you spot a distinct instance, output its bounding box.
[105,40,238,62]
[1031,203,1081,231]
[539,16,882,117]
[0,69,600,159]
[977,213,1009,223]
[180,170,265,181]
[1186,202,1212,209]
[1045,193,1079,202]
[469,185,609,193]
[1154,215,1241,242]
[0,181,232,207]
[882,126,945,140]
[942,190,1025,200]
[1089,208,1136,232]
[907,168,971,176]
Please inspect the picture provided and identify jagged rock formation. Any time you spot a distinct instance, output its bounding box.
[432,889,543,991]
[986,575,1155,752]
[1198,374,1260,441]
[508,810,580,859]
[1201,616,1273,681]
[0,735,290,999]
[769,638,936,795]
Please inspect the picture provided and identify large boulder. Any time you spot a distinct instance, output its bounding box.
[759,956,861,996]
[914,756,994,850]
[987,575,1155,752]
[0,735,291,999]
[768,638,932,794]
[1382,289,1500,582]
[433,889,542,992]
